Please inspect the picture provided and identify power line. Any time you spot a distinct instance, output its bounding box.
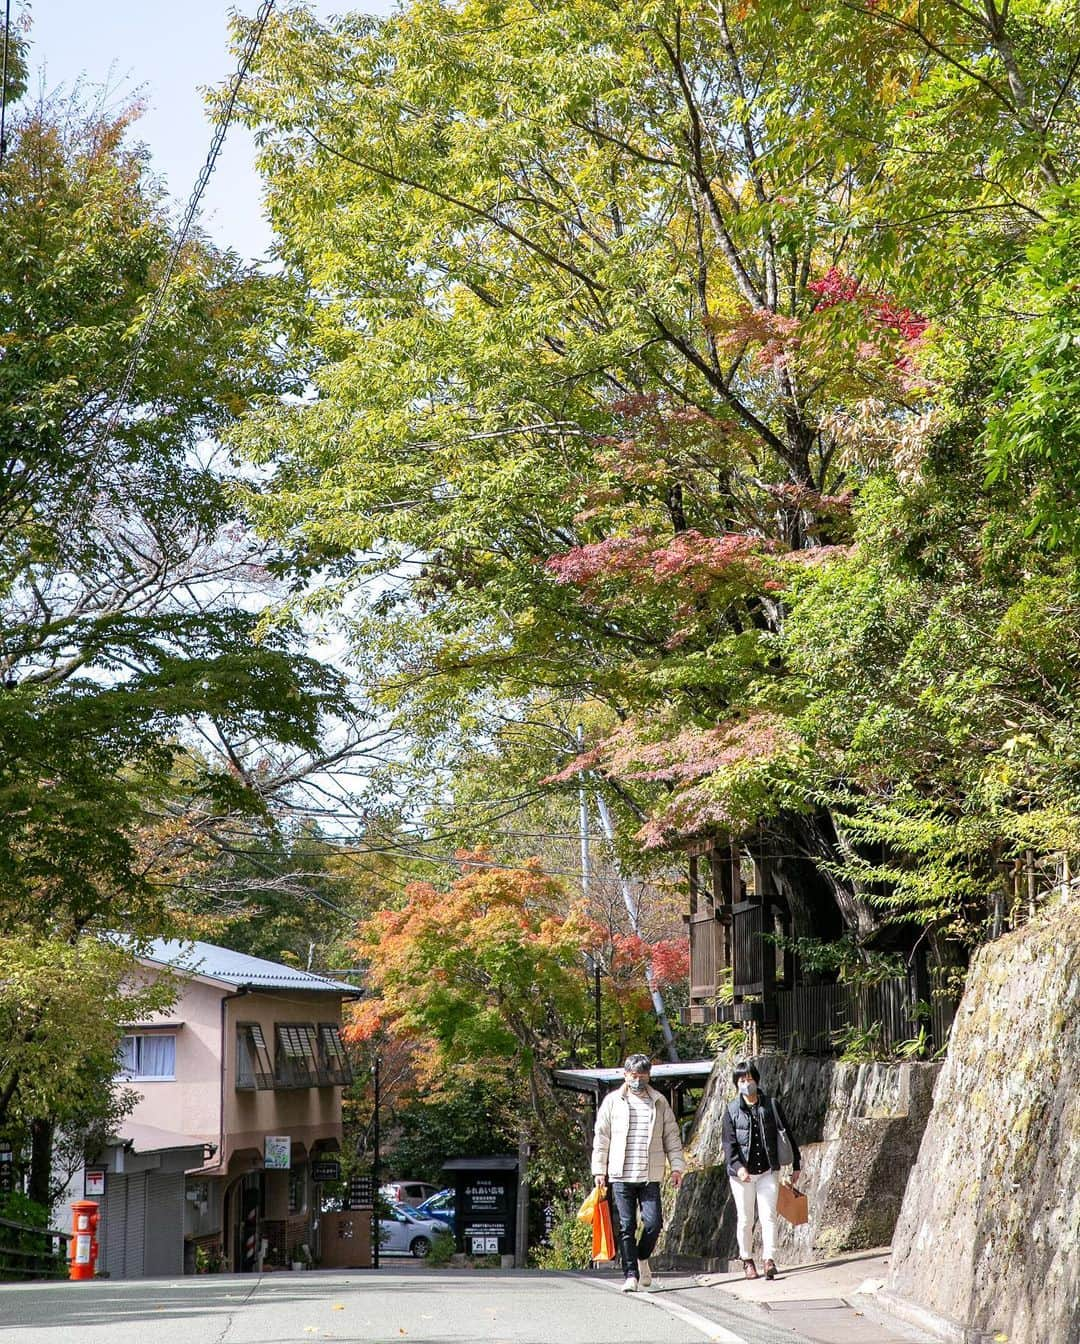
[68,0,276,525]
[0,0,12,167]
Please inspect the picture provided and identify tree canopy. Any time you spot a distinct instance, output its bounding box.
[229,0,1080,983]
[0,71,348,1191]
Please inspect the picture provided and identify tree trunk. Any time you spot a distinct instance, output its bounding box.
[28,1117,54,1209]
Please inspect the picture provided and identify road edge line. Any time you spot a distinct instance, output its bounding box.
[582,1275,751,1344]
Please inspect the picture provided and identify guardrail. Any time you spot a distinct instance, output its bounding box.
[0,1214,72,1280]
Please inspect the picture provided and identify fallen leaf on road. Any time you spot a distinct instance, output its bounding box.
[332,1303,345,1310]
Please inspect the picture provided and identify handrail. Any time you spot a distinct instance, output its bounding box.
[0,1214,72,1238]
[0,1215,71,1280]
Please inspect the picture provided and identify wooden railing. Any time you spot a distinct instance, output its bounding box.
[776,977,940,1055]
[688,906,722,1004]
[732,903,765,992]
[0,1215,71,1281]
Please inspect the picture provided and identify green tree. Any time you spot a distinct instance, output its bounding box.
[0,936,174,1204]
[232,0,1080,1014]
[0,78,349,1197]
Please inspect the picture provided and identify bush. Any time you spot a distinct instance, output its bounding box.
[0,1192,62,1281]
[426,1230,456,1266]
[531,1193,593,1270]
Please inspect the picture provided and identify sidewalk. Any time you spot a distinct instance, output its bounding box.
[691,1248,940,1344]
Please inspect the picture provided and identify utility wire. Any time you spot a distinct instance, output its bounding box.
[68,0,276,525]
[0,0,12,167]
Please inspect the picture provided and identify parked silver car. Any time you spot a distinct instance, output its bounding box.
[379,1180,442,1208]
[378,1202,451,1257]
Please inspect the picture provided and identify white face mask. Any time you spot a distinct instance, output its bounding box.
[738,1079,758,1098]
[626,1074,649,1093]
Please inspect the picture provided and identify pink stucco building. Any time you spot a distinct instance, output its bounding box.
[64,940,359,1278]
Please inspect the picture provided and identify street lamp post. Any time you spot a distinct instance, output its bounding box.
[372,1054,380,1270]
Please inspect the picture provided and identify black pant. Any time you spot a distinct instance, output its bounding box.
[610,1180,662,1279]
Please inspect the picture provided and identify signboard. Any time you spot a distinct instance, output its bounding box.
[463,1178,508,1214]
[0,1147,14,1196]
[347,1173,374,1207]
[459,1174,513,1256]
[84,1167,107,1197]
[264,1135,291,1170]
[311,1158,341,1183]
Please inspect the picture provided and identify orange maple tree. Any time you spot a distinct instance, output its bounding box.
[346,853,673,1130]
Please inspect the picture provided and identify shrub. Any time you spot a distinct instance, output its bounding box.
[426,1230,456,1266]
[531,1193,593,1270]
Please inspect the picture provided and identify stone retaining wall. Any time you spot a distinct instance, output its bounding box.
[661,1055,940,1269]
[886,900,1079,1344]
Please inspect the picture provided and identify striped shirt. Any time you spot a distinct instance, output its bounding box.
[620,1091,654,1181]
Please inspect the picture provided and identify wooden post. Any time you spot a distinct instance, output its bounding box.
[514,1133,530,1268]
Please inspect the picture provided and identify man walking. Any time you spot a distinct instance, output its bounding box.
[591,1053,686,1292]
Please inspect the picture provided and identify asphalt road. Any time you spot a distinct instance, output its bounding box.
[0,1268,820,1344]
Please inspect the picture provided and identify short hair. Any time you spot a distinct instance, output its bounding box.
[623,1053,652,1074]
[732,1060,760,1087]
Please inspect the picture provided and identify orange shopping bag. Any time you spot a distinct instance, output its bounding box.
[591,1189,616,1261]
[576,1185,602,1223]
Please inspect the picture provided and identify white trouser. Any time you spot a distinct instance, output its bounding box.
[728,1170,779,1261]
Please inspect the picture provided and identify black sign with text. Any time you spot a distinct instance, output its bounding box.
[458,1173,514,1256]
[347,1173,374,1207]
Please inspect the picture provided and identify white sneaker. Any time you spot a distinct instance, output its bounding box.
[621,1275,638,1292]
[638,1259,652,1288]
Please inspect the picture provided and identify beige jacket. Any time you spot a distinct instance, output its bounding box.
[591,1083,687,1182]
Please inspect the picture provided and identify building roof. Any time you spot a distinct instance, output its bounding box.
[551,1060,715,1096]
[138,938,361,996]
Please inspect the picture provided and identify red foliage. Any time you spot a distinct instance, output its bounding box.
[780,544,854,568]
[546,529,774,598]
[548,712,792,789]
[711,307,803,372]
[606,934,688,991]
[805,268,861,306]
[649,938,690,986]
[808,267,929,344]
[764,482,854,515]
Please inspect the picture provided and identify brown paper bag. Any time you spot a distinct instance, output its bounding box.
[777,1180,808,1225]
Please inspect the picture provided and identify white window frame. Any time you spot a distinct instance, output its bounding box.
[118,1032,176,1081]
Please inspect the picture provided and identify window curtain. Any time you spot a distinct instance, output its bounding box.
[139,1034,175,1076]
[119,1034,175,1077]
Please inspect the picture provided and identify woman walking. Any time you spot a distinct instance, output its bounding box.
[721,1060,801,1280]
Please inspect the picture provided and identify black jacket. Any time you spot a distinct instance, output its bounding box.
[721,1090,801,1176]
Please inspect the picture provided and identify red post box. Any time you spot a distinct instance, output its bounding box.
[69,1199,99,1280]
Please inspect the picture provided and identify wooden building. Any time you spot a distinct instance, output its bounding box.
[682,838,957,1057]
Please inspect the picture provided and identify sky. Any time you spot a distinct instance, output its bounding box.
[24,0,393,263]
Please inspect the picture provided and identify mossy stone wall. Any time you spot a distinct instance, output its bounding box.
[661,1054,939,1268]
[886,900,1080,1344]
